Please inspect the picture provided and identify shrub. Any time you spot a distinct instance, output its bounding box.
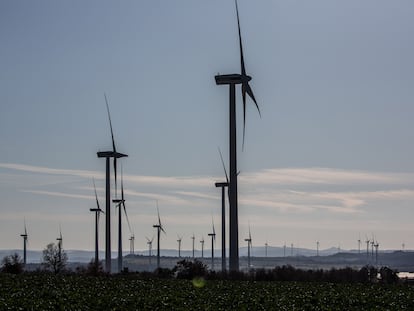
[1,253,24,274]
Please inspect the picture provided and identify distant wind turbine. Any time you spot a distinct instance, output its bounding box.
[97,94,128,273]
[265,242,268,258]
[365,236,370,261]
[358,237,361,254]
[177,235,182,258]
[244,225,252,268]
[191,234,195,259]
[56,227,63,263]
[216,148,230,272]
[20,221,28,265]
[129,234,135,255]
[316,241,320,257]
[214,0,261,272]
[153,201,165,269]
[200,237,205,258]
[112,168,132,273]
[90,179,103,265]
[208,218,216,270]
[146,236,154,265]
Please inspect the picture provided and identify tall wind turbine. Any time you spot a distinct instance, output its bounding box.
[20,221,28,265]
[208,219,216,270]
[97,94,128,273]
[316,241,320,257]
[56,227,63,263]
[358,237,361,254]
[146,236,154,265]
[374,240,379,265]
[129,234,135,255]
[244,225,252,268]
[216,148,230,272]
[215,0,260,272]
[265,242,268,258]
[191,234,195,259]
[177,235,182,258]
[112,169,132,273]
[153,201,165,269]
[200,237,205,258]
[365,236,370,261]
[90,179,103,265]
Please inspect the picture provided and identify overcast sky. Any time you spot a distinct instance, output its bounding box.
[1,0,414,255]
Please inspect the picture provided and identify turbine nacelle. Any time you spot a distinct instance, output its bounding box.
[97,151,128,159]
[215,74,251,85]
[215,182,229,188]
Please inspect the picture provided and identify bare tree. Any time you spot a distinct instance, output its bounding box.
[42,243,68,274]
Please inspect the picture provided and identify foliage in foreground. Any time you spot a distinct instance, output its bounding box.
[0,253,23,274]
[1,273,414,310]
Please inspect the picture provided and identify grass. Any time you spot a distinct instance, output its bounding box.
[1,273,414,310]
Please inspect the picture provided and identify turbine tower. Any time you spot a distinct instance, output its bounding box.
[265,242,268,258]
[200,237,205,258]
[177,235,182,258]
[216,148,230,271]
[112,169,132,273]
[316,241,319,257]
[20,221,28,265]
[97,95,128,273]
[56,227,63,263]
[244,225,252,268]
[208,219,216,270]
[129,234,135,255]
[365,237,370,261]
[214,0,260,272]
[191,234,195,259]
[146,236,154,266]
[358,237,361,254]
[90,179,103,265]
[153,201,165,269]
[374,241,379,265]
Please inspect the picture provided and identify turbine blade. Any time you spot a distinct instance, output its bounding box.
[123,202,132,234]
[242,83,247,150]
[104,93,116,153]
[93,178,100,210]
[245,82,261,116]
[235,0,246,76]
[218,147,229,183]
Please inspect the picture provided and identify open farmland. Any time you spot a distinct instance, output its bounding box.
[1,274,414,310]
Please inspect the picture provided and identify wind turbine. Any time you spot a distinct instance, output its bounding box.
[216,148,230,272]
[316,241,320,257]
[191,234,195,259]
[129,234,135,255]
[112,168,132,273]
[402,242,405,252]
[214,0,261,272]
[200,237,205,258]
[265,242,268,258]
[208,219,216,270]
[90,179,103,265]
[56,227,63,263]
[365,236,370,261]
[244,225,252,268]
[146,236,154,265]
[177,235,182,258]
[20,221,28,265]
[153,201,165,269]
[97,94,128,273]
[374,240,379,265]
[358,237,361,254]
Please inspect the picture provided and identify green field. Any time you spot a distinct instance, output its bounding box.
[1,274,414,310]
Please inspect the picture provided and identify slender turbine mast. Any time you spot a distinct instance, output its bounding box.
[216,148,229,271]
[112,169,132,273]
[146,236,154,266]
[56,227,63,263]
[20,222,28,265]
[177,236,182,258]
[191,234,195,259]
[200,237,205,258]
[208,219,216,270]
[215,0,260,272]
[90,179,103,265]
[316,241,319,257]
[129,235,135,255]
[244,225,252,268]
[97,95,128,273]
[153,201,165,269]
[265,242,268,258]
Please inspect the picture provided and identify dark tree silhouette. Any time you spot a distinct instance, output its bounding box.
[1,253,23,274]
[42,242,68,274]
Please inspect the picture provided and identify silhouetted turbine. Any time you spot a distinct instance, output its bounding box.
[200,237,205,258]
[56,227,63,263]
[191,234,195,259]
[215,0,260,272]
[112,169,132,273]
[20,221,28,265]
[177,235,182,258]
[216,148,229,271]
[265,242,268,258]
[146,236,154,265]
[208,219,216,270]
[90,179,103,265]
[244,225,252,268]
[97,94,128,273]
[153,201,165,269]
[129,234,135,255]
